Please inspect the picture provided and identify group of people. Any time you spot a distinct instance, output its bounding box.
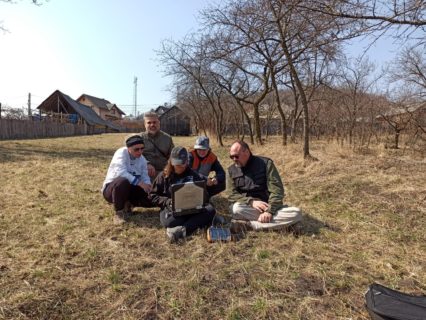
[102,112,302,243]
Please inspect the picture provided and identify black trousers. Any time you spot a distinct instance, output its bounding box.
[103,177,152,211]
[160,203,216,235]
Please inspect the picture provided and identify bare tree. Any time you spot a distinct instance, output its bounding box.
[390,47,426,98]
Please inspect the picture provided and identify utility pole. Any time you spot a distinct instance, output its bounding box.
[0,102,2,119]
[133,76,137,118]
[28,93,31,118]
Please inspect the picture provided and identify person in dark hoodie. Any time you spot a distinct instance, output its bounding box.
[150,146,216,243]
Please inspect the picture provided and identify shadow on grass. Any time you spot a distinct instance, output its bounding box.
[0,145,115,163]
[298,211,340,236]
[127,208,162,229]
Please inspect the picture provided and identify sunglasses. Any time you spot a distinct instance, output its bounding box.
[133,147,144,152]
[229,154,239,160]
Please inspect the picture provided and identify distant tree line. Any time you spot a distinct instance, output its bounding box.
[157,0,426,158]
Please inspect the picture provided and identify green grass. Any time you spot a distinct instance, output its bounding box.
[0,133,425,319]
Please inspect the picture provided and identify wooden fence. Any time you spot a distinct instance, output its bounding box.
[0,118,98,140]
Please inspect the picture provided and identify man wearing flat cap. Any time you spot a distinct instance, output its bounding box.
[102,134,152,223]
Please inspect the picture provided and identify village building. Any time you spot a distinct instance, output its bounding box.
[37,90,121,134]
[76,94,125,122]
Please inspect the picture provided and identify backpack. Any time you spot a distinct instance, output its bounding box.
[365,283,426,320]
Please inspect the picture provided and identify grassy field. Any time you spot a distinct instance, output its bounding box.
[0,134,425,320]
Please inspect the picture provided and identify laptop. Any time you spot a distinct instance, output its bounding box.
[171,180,207,216]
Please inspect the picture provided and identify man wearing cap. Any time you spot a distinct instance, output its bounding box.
[140,112,174,179]
[102,134,152,223]
[227,140,302,231]
[150,146,216,243]
[189,136,226,197]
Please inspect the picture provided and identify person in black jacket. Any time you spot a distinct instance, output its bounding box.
[150,146,216,243]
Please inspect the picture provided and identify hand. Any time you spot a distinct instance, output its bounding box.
[166,198,173,208]
[147,164,156,177]
[251,200,269,213]
[138,182,152,193]
[258,212,272,223]
[206,177,217,186]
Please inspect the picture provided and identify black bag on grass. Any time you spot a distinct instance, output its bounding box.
[365,283,426,320]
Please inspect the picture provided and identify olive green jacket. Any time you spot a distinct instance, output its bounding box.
[227,156,285,215]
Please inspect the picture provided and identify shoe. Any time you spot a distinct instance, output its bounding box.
[124,201,134,214]
[212,214,226,226]
[230,219,252,234]
[166,226,187,243]
[114,209,130,225]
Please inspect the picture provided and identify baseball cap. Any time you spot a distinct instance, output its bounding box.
[194,136,210,150]
[170,146,188,165]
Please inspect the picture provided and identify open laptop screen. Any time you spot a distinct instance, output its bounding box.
[171,181,206,215]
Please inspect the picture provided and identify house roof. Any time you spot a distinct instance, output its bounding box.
[77,93,126,115]
[154,105,170,115]
[37,90,121,130]
[377,103,426,118]
[158,105,189,119]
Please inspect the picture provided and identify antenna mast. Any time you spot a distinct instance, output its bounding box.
[133,76,138,118]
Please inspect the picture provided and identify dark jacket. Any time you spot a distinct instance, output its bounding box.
[150,166,207,210]
[227,155,285,215]
[140,130,174,172]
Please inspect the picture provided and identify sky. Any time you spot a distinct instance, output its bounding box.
[0,1,402,117]
[0,0,211,116]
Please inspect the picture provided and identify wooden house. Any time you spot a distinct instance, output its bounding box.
[77,94,125,121]
[156,105,191,136]
[37,90,121,134]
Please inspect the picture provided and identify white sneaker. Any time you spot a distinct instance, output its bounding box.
[114,209,130,225]
[166,226,186,243]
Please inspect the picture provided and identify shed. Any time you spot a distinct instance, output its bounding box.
[37,90,121,133]
[158,106,191,136]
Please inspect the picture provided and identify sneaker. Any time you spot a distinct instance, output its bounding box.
[212,214,226,226]
[166,226,187,243]
[114,209,130,225]
[230,219,252,234]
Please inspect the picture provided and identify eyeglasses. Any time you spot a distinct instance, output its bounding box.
[229,154,239,160]
[133,147,144,152]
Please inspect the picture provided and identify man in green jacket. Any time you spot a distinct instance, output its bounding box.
[227,140,302,231]
[140,112,174,179]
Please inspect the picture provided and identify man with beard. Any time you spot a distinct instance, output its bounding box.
[140,112,174,179]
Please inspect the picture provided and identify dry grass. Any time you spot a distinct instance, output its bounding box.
[0,134,425,320]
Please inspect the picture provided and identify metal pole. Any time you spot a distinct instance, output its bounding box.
[133,76,137,118]
[28,93,31,118]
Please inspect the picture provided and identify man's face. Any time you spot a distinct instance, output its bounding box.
[229,143,250,167]
[128,144,144,158]
[144,117,160,135]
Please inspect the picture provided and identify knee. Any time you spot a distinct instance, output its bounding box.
[278,206,302,223]
[204,203,216,216]
[113,177,131,192]
[230,202,246,215]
